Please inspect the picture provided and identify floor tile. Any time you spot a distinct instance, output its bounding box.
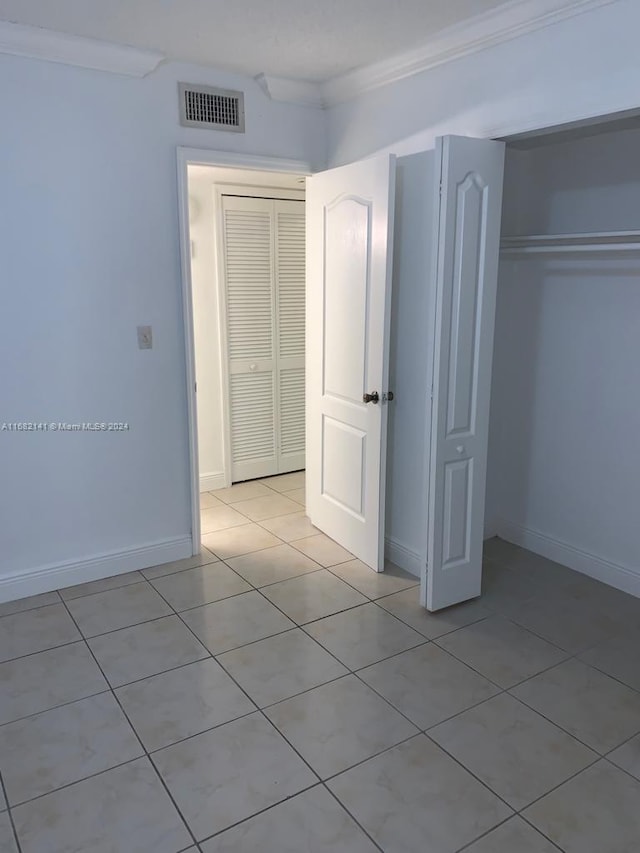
[512,658,640,753]
[88,615,208,687]
[218,628,347,707]
[0,641,108,725]
[261,471,305,492]
[608,734,640,781]
[181,591,294,655]
[141,549,219,580]
[0,591,60,618]
[150,563,251,611]
[508,593,619,654]
[328,560,418,600]
[283,487,305,505]
[568,576,640,630]
[65,582,172,638]
[266,674,417,778]
[579,627,640,692]
[328,735,511,853]
[200,504,247,533]
[258,512,317,542]
[202,524,281,559]
[260,569,368,624]
[484,540,579,593]
[0,813,17,853]
[436,615,567,688]
[463,816,559,852]
[153,712,316,841]
[377,586,490,639]
[226,543,321,587]
[290,533,353,567]
[0,604,80,663]
[211,481,273,503]
[59,570,144,601]
[429,693,596,810]
[12,757,191,853]
[306,603,425,670]
[481,561,538,615]
[0,693,142,805]
[116,658,255,751]
[199,492,223,509]
[200,785,378,853]
[524,761,640,853]
[232,494,301,521]
[359,643,499,730]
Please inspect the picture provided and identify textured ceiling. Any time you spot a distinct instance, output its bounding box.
[0,0,509,81]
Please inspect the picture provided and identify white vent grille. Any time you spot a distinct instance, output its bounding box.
[179,83,245,132]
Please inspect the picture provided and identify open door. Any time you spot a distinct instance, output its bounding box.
[424,136,505,611]
[306,155,396,570]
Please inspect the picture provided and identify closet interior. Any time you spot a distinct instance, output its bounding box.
[487,117,640,595]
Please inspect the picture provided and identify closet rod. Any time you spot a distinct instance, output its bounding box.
[501,230,640,255]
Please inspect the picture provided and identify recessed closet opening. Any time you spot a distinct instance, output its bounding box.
[186,164,307,506]
[486,115,640,598]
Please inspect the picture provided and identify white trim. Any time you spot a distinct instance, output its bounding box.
[0,20,163,77]
[199,472,227,492]
[255,73,324,109]
[318,0,615,106]
[384,536,421,578]
[0,537,192,604]
[179,148,313,175]
[496,517,640,599]
[177,147,313,558]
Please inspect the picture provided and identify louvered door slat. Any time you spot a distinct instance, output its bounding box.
[223,203,273,363]
[276,207,306,361]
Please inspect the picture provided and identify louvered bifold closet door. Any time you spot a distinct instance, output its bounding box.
[222,196,277,481]
[275,199,306,473]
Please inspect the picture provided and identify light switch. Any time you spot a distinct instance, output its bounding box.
[137,325,153,349]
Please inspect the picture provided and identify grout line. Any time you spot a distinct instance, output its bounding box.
[0,590,63,620]
[0,686,112,730]
[320,784,386,853]
[55,595,200,849]
[0,770,23,853]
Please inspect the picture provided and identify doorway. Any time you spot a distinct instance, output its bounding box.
[177,149,312,550]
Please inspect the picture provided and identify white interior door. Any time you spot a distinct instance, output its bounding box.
[425,135,505,611]
[306,155,396,570]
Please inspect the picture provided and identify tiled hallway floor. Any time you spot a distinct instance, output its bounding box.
[2,471,640,851]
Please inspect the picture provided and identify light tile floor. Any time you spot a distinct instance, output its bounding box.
[1,471,640,851]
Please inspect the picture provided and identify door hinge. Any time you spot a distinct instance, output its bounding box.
[194,382,197,393]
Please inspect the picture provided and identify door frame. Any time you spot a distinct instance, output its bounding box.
[176,147,312,556]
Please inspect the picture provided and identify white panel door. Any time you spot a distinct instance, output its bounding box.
[306,155,396,570]
[425,136,505,611]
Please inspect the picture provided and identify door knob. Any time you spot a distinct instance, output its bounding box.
[456,445,465,454]
[363,391,379,404]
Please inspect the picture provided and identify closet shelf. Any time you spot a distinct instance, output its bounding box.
[501,230,640,255]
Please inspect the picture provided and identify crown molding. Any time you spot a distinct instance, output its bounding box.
[317,0,617,106]
[0,20,164,77]
[255,73,324,108]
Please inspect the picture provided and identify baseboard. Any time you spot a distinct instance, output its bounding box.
[384,536,422,578]
[483,516,499,540]
[200,471,227,492]
[496,517,640,598]
[0,536,193,605]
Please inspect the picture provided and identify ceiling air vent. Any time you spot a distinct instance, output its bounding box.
[178,83,245,133]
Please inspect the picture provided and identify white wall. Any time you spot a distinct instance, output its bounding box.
[187,170,226,492]
[0,52,325,601]
[326,0,640,166]
[489,126,640,595]
[385,151,435,574]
